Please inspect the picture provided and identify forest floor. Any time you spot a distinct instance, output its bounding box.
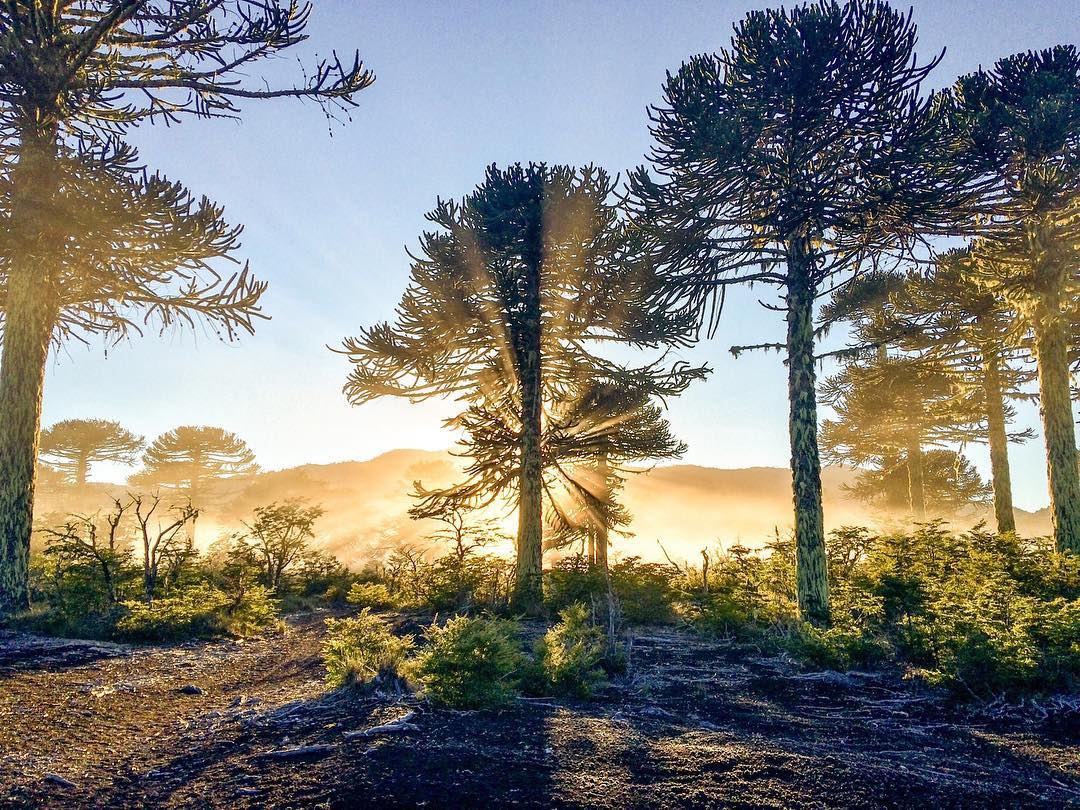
[1,611,1078,809]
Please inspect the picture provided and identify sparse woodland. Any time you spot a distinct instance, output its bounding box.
[0,2,1079,807]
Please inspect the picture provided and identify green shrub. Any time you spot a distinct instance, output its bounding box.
[222,585,281,637]
[545,555,608,612]
[783,624,892,671]
[535,603,608,698]
[347,581,396,610]
[405,616,526,708]
[610,558,678,624]
[114,585,232,642]
[323,609,415,689]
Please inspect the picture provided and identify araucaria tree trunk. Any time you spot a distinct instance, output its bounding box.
[785,242,829,626]
[981,349,1016,533]
[905,438,926,521]
[0,126,60,617]
[592,451,610,576]
[1033,302,1080,554]
[513,262,544,615]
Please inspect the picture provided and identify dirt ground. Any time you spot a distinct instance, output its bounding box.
[1,611,1078,809]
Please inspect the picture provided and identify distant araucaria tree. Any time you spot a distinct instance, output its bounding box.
[131,426,259,506]
[627,0,985,624]
[0,2,373,615]
[341,163,702,614]
[38,418,145,486]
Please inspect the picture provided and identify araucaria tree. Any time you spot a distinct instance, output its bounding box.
[0,2,373,615]
[819,355,987,520]
[341,163,700,614]
[628,1,980,624]
[132,426,258,505]
[887,253,1034,533]
[950,47,1080,552]
[38,418,144,485]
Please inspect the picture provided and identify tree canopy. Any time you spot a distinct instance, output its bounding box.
[38,418,144,485]
[131,425,258,502]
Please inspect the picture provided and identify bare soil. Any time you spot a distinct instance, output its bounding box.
[1,612,1078,809]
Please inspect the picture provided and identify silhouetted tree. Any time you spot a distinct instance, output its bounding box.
[820,355,987,519]
[0,2,373,615]
[538,376,689,574]
[821,262,1033,532]
[889,253,1035,532]
[38,418,144,486]
[844,449,992,514]
[949,46,1080,552]
[240,499,324,591]
[129,493,199,604]
[407,499,508,564]
[627,1,983,624]
[132,426,258,507]
[342,163,701,614]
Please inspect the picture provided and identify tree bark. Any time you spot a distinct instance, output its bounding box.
[594,451,610,577]
[981,349,1016,534]
[0,125,61,618]
[785,242,829,627]
[1033,311,1080,554]
[76,452,90,487]
[512,261,544,615]
[906,438,926,521]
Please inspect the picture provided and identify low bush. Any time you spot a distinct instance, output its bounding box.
[535,603,609,698]
[113,585,232,642]
[405,616,526,708]
[347,581,396,610]
[323,609,415,689]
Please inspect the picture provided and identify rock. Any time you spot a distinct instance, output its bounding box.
[43,774,76,789]
[255,744,336,760]
[638,705,676,719]
[179,684,203,695]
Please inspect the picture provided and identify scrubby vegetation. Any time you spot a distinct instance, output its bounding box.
[313,521,1079,707]
[323,609,415,690]
[19,497,349,643]
[404,616,527,709]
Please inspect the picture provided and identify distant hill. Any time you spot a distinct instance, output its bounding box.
[34,449,1051,567]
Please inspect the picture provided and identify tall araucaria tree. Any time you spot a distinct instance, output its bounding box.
[819,355,989,521]
[821,262,1033,532]
[949,46,1080,553]
[887,253,1035,533]
[131,426,259,506]
[39,418,144,485]
[341,163,702,614]
[626,1,984,625]
[425,370,692,578]
[0,2,372,615]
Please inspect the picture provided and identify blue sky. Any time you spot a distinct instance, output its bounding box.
[44,1,1080,509]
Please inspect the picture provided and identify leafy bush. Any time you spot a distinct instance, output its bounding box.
[545,555,678,625]
[323,609,414,689]
[545,555,608,612]
[405,616,526,708]
[380,548,513,613]
[114,585,232,642]
[535,603,608,698]
[222,585,281,637]
[610,558,679,624]
[347,581,396,610]
[783,624,892,671]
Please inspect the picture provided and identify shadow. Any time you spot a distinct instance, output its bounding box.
[0,631,129,676]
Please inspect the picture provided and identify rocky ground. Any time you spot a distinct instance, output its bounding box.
[1,612,1078,809]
